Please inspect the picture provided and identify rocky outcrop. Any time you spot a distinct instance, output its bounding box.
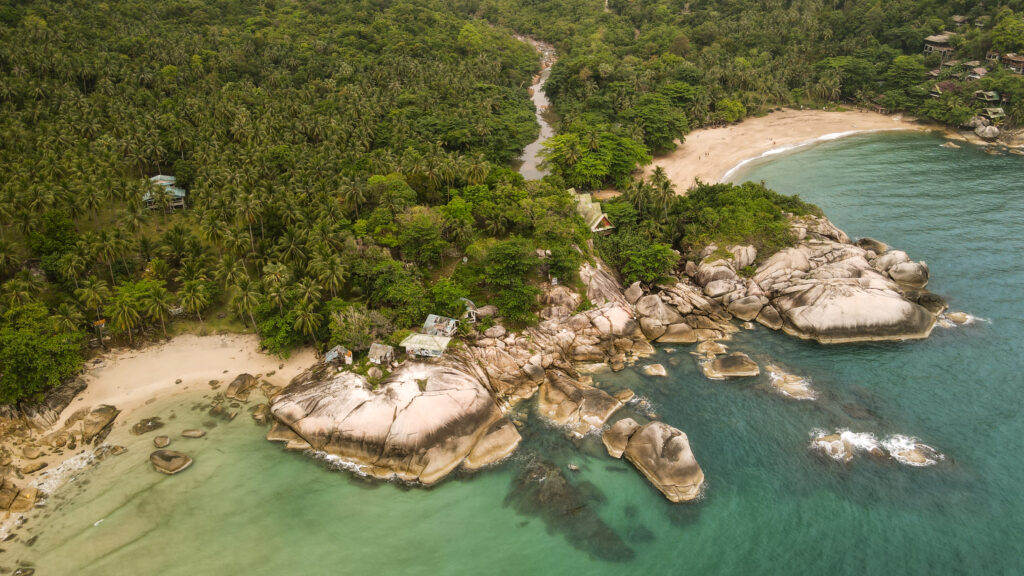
[617,421,704,503]
[0,377,87,431]
[680,216,941,344]
[80,405,120,443]
[270,362,510,485]
[538,370,623,436]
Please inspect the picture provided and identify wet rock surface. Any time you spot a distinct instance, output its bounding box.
[150,450,193,475]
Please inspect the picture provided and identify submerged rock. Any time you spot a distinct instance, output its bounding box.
[131,417,164,435]
[181,429,206,439]
[505,459,634,562]
[622,422,704,503]
[153,436,171,448]
[271,362,508,485]
[765,364,816,400]
[702,352,760,379]
[150,450,193,475]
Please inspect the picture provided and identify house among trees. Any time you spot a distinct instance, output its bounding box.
[368,343,395,365]
[967,67,988,81]
[982,108,1006,123]
[399,333,451,358]
[325,345,353,365]
[923,33,956,61]
[572,190,615,234]
[144,175,186,210]
[422,314,458,337]
[975,90,1000,103]
[986,51,1001,62]
[930,81,959,98]
[1001,54,1024,75]
[459,298,478,323]
[951,15,967,28]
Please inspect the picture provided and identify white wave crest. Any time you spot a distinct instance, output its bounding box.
[723,131,868,181]
[810,429,944,467]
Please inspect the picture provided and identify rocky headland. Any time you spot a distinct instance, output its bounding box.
[264,214,952,500]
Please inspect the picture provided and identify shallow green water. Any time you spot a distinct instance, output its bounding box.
[9,132,1024,575]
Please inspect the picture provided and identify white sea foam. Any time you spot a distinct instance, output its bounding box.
[767,368,817,400]
[31,450,97,494]
[723,130,870,181]
[311,450,371,477]
[810,429,943,467]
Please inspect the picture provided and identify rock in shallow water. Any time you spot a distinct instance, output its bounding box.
[602,418,640,459]
[150,450,193,475]
[537,370,623,436]
[131,417,164,435]
[701,352,760,379]
[153,436,171,448]
[622,422,704,503]
[640,364,667,377]
[270,362,509,485]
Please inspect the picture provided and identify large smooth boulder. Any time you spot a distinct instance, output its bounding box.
[463,419,522,470]
[657,323,697,343]
[81,405,121,443]
[624,282,644,305]
[702,352,760,379]
[0,478,19,509]
[641,364,668,377]
[602,418,640,458]
[755,305,784,330]
[622,422,704,503]
[271,362,507,485]
[150,450,193,475]
[888,261,929,288]
[225,373,258,401]
[726,296,765,321]
[975,124,1000,140]
[538,370,622,436]
[8,486,38,513]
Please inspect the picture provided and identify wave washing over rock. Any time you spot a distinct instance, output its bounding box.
[810,429,944,467]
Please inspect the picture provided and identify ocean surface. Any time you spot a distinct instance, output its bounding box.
[8,132,1024,575]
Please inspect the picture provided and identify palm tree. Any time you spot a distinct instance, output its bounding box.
[179,280,210,325]
[0,239,19,278]
[293,277,322,306]
[75,275,110,322]
[50,302,84,333]
[230,277,262,329]
[292,301,321,345]
[108,293,141,346]
[142,284,173,337]
[1,278,35,307]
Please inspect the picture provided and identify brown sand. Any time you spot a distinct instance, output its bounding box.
[647,109,923,191]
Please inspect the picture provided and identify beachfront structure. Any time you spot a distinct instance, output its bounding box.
[325,345,353,365]
[1001,54,1024,75]
[144,175,186,210]
[423,314,458,337]
[368,343,395,365]
[572,189,615,234]
[400,333,451,358]
[923,33,956,60]
[982,108,1006,123]
[975,91,1000,103]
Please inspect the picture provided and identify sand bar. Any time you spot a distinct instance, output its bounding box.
[647,109,923,191]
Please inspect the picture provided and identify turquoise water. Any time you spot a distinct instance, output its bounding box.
[9,132,1024,575]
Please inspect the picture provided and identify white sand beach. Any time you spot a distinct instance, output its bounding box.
[647,108,923,190]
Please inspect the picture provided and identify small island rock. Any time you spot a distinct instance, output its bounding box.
[622,422,704,503]
[150,450,193,475]
[702,352,760,379]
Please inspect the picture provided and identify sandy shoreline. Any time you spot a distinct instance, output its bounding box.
[2,334,315,528]
[647,108,925,190]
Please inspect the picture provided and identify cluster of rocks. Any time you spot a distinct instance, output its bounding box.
[0,404,121,481]
[672,216,945,344]
[965,115,1000,141]
[811,431,943,467]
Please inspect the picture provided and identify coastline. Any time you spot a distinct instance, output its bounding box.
[2,334,315,529]
[647,108,924,190]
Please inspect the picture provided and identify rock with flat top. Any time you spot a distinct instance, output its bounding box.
[484,325,506,339]
[622,422,704,503]
[702,352,760,379]
[0,477,19,509]
[154,436,171,448]
[624,282,644,305]
[131,417,164,435]
[8,486,38,513]
[181,429,206,438]
[640,364,667,377]
[150,450,193,475]
[726,295,764,321]
[657,323,697,343]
